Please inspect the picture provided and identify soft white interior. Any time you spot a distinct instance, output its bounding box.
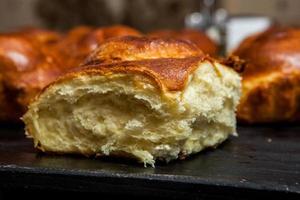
[24,61,241,166]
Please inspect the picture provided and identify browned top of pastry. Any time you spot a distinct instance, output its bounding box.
[83,36,203,65]
[75,57,205,91]
[148,29,218,56]
[56,36,207,91]
[234,27,300,123]
[234,27,300,79]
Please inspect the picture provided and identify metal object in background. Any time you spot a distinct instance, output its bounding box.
[185,0,216,30]
[185,0,273,55]
[185,0,228,55]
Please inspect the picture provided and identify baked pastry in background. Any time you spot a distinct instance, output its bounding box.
[233,27,300,123]
[0,25,141,121]
[14,27,63,45]
[148,29,218,56]
[23,36,241,166]
[54,25,142,68]
[0,28,63,121]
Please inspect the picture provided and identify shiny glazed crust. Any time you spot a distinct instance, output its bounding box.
[234,27,300,123]
[68,36,205,91]
[0,29,64,121]
[83,36,203,64]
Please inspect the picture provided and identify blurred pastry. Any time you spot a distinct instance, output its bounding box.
[234,27,300,123]
[55,25,142,68]
[148,29,218,56]
[15,27,62,45]
[23,36,241,166]
[0,25,141,121]
[0,28,63,121]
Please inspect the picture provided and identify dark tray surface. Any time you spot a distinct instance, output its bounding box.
[0,125,299,199]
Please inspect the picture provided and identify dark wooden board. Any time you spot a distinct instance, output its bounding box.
[0,125,299,199]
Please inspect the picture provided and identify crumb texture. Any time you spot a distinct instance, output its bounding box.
[24,61,241,166]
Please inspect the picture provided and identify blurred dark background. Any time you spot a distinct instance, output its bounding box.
[0,0,299,32]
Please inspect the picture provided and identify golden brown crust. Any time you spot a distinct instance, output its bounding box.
[148,29,218,56]
[73,57,205,91]
[234,27,300,78]
[237,72,300,123]
[233,27,300,123]
[48,36,206,93]
[83,36,203,65]
[0,30,64,121]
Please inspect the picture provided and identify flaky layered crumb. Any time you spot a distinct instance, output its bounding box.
[23,61,241,166]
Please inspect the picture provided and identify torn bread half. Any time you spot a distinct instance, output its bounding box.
[23,36,241,166]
